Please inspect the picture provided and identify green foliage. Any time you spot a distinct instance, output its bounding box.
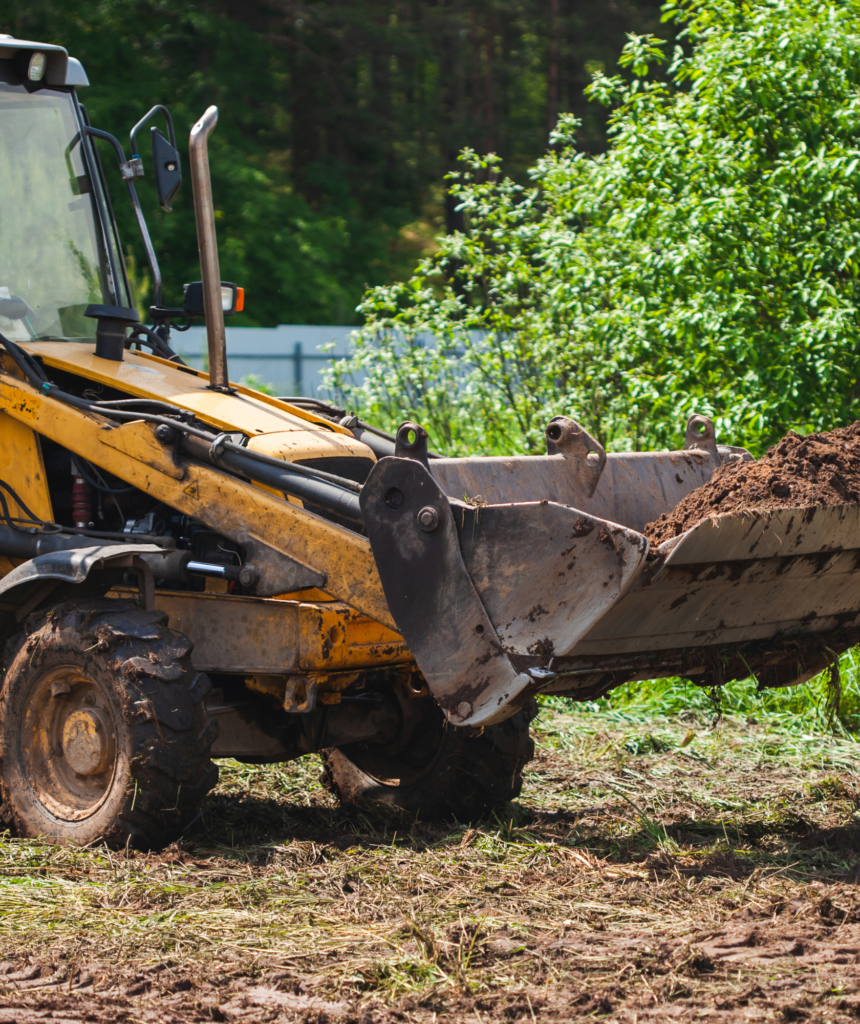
[571,644,860,738]
[239,374,276,395]
[334,0,860,456]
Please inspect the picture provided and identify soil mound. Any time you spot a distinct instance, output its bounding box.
[643,420,860,548]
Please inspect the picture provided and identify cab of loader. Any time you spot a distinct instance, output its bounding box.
[0,39,129,340]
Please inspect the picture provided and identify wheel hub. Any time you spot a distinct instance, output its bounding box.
[62,708,114,776]
[19,665,120,821]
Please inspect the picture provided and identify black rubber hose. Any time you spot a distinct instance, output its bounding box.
[92,398,188,415]
[73,457,136,495]
[0,330,44,389]
[0,332,364,513]
[0,526,168,560]
[181,435,364,525]
[0,526,107,559]
[129,322,183,362]
[0,478,46,526]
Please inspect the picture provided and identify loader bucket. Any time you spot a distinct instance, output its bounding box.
[361,419,860,726]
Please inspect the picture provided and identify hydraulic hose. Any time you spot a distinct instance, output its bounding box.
[0,331,365,523]
[180,435,364,524]
[0,526,169,560]
[128,322,181,361]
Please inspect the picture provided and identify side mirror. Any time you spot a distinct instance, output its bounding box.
[183,281,245,317]
[151,128,181,212]
[129,105,181,212]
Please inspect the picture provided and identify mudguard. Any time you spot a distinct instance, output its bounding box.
[0,544,165,624]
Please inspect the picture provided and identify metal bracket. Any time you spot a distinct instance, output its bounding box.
[209,431,246,466]
[130,555,155,612]
[360,456,531,726]
[684,414,719,460]
[545,416,607,498]
[283,675,317,714]
[394,421,431,469]
[121,156,145,180]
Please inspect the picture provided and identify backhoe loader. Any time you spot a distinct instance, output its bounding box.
[0,35,856,849]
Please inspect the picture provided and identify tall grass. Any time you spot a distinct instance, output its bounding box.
[543,648,860,739]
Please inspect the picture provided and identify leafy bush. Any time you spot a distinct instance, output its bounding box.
[332,0,860,456]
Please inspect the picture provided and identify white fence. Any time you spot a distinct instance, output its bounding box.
[170,325,358,398]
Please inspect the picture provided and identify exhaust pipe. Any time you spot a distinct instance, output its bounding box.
[189,106,229,392]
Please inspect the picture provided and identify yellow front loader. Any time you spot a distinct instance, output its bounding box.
[0,36,856,848]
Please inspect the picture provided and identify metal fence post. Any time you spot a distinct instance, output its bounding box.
[292,341,303,395]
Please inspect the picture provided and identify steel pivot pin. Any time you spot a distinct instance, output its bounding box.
[417,506,440,532]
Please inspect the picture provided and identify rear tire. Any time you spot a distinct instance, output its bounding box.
[0,599,218,849]
[320,699,536,820]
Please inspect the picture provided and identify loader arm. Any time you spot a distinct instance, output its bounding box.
[0,353,394,627]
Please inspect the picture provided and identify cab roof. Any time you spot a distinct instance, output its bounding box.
[0,35,88,87]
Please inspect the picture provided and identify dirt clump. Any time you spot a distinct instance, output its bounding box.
[644,420,860,548]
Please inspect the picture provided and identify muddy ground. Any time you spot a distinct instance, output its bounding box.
[0,701,859,1022]
[644,420,860,546]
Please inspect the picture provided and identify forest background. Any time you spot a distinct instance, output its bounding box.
[1,0,660,326]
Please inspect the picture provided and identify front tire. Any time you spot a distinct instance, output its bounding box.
[0,599,218,849]
[321,698,537,820]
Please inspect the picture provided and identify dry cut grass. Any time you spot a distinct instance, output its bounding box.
[0,688,858,1022]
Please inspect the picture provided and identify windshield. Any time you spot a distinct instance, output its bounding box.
[0,82,119,340]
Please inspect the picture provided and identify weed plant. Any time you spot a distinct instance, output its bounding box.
[573,647,860,739]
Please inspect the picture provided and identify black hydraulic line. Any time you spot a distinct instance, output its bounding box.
[342,424,396,461]
[129,322,181,361]
[0,332,365,519]
[0,331,42,389]
[0,526,170,561]
[51,388,217,441]
[181,435,364,525]
[0,478,45,527]
[0,494,39,533]
[0,526,107,559]
[220,446,363,492]
[278,397,346,417]
[346,418,398,444]
[65,392,364,497]
[48,527,170,542]
[73,457,137,495]
[20,349,48,384]
[91,397,189,416]
[50,390,362,493]
[0,468,165,544]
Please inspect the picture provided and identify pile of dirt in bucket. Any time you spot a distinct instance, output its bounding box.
[643,420,860,548]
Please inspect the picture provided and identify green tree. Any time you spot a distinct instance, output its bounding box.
[333,0,860,456]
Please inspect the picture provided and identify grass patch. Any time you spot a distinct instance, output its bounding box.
[0,668,857,1020]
